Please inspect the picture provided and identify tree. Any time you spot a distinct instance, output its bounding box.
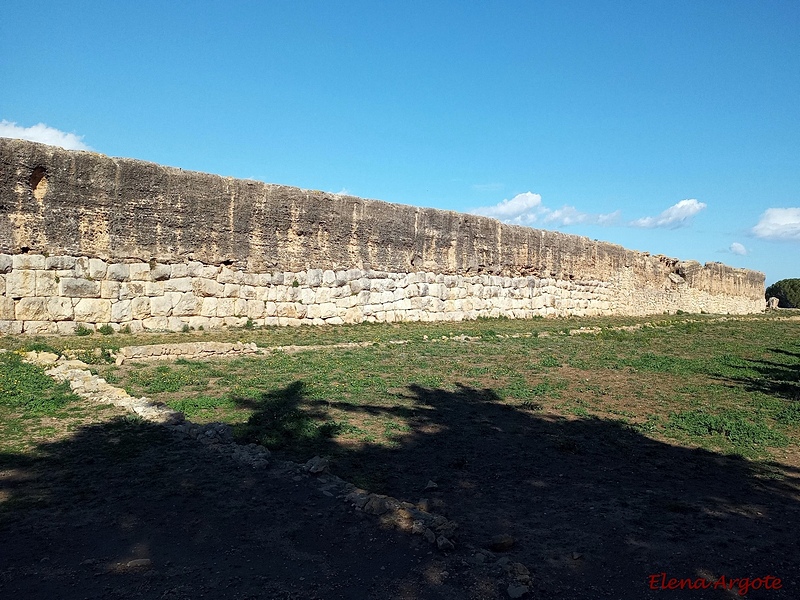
[765,278,800,308]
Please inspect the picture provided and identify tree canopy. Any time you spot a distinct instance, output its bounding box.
[765,279,800,308]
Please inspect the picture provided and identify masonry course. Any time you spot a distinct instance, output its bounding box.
[0,138,765,333]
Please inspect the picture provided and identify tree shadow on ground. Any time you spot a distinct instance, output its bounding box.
[719,343,800,402]
[0,412,458,600]
[3,372,800,599]
[236,379,800,599]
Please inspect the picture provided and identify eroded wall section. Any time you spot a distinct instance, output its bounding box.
[0,138,765,333]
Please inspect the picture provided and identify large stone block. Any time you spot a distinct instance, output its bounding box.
[35,271,58,296]
[100,280,121,299]
[165,277,193,292]
[0,297,15,319]
[107,263,130,281]
[88,258,108,280]
[73,298,112,322]
[194,278,224,297]
[12,254,46,270]
[131,296,151,320]
[119,281,146,299]
[16,297,49,320]
[111,299,133,322]
[47,297,74,321]
[0,254,12,274]
[59,277,101,298]
[172,293,202,316]
[6,271,37,297]
[150,295,173,316]
[45,255,77,270]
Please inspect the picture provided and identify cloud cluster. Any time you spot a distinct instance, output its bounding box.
[752,208,800,241]
[729,242,747,255]
[0,120,92,151]
[470,192,619,227]
[630,199,706,229]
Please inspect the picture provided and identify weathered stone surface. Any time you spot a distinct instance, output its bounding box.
[107,263,130,281]
[12,254,46,270]
[6,271,36,297]
[59,277,101,298]
[73,298,112,322]
[0,254,12,274]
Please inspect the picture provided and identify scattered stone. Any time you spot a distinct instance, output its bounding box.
[126,559,152,568]
[436,536,455,551]
[304,456,330,474]
[489,534,516,552]
[572,552,583,560]
[424,480,438,490]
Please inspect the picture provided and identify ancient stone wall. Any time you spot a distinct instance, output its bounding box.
[0,138,765,333]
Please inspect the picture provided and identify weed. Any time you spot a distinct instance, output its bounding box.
[98,324,114,335]
[75,324,93,336]
[181,323,191,333]
[0,353,79,414]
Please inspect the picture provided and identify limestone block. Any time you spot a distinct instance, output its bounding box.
[406,284,419,298]
[194,278,224,297]
[120,281,146,300]
[16,297,48,320]
[170,264,189,279]
[100,280,121,299]
[150,264,171,281]
[224,316,248,327]
[164,277,193,293]
[240,285,258,299]
[264,301,277,317]
[187,316,210,329]
[56,321,78,334]
[323,270,336,285]
[47,297,73,321]
[216,298,235,317]
[307,269,323,286]
[88,258,108,280]
[12,254,46,270]
[316,287,332,303]
[233,298,248,316]
[59,277,100,298]
[276,303,298,318]
[131,296,152,321]
[318,303,337,319]
[23,320,58,334]
[218,267,244,284]
[0,254,12,274]
[208,317,225,328]
[142,316,169,330]
[35,271,58,296]
[223,283,241,298]
[348,279,364,295]
[243,272,270,286]
[150,295,173,316]
[300,288,316,304]
[325,316,344,325]
[73,298,112,322]
[112,299,133,322]
[334,271,349,286]
[0,320,23,335]
[0,297,15,319]
[198,265,220,279]
[200,297,218,317]
[6,271,37,297]
[167,317,186,331]
[128,263,151,280]
[145,281,165,296]
[277,317,302,327]
[343,306,363,324]
[187,261,204,277]
[330,285,350,300]
[392,289,405,302]
[264,287,278,302]
[45,255,76,270]
[173,293,202,316]
[335,295,358,309]
[106,263,131,281]
[247,300,266,319]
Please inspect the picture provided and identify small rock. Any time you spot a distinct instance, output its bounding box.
[417,498,431,511]
[304,456,330,474]
[507,583,529,598]
[126,559,152,568]
[424,480,438,490]
[572,552,583,560]
[436,536,455,551]
[423,528,437,544]
[489,534,515,552]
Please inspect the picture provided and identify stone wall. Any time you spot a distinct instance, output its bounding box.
[0,138,765,334]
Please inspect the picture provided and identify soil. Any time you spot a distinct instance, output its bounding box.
[2,386,799,599]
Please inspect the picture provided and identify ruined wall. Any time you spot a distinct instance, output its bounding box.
[0,138,765,334]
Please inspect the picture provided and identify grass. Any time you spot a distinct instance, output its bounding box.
[2,312,799,490]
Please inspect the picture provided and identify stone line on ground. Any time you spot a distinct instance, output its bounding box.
[22,350,459,554]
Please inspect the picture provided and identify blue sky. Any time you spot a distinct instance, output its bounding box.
[1,1,798,285]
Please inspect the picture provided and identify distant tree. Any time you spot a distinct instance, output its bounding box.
[765,278,800,308]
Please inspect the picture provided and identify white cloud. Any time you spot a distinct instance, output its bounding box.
[470,192,619,228]
[729,242,747,255]
[0,120,92,151]
[631,199,706,229]
[752,208,800,241]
